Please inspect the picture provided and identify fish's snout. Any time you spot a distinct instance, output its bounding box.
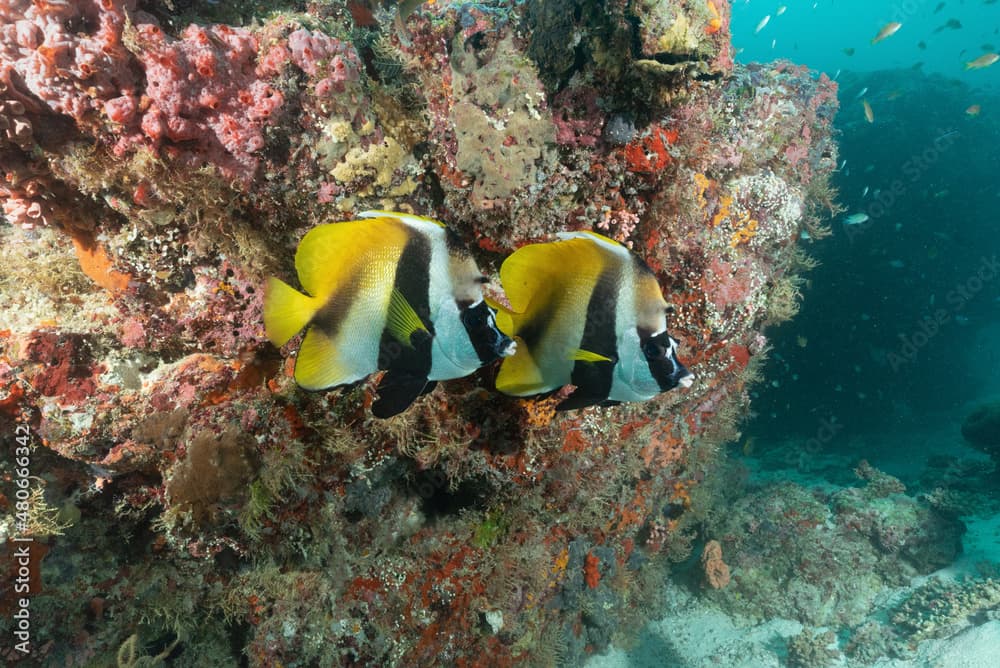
[675,364,695,389]
[498,338,517,358]
[462,300,516,364]
[643,332,695,392]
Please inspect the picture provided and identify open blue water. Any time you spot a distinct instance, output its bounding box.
[733,0,1000,92]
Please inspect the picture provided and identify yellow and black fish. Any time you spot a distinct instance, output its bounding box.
[264,211,515,417]
[492,231,693,410]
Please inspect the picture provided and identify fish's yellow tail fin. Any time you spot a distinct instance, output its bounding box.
[264,277,320,347]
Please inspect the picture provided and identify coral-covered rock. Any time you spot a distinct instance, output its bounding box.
[700,539,730,589]
[961,400,1000,462]
[0,0,839,664]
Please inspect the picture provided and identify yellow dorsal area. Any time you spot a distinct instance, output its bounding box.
[499,236,611,322]
[295,217,410,299]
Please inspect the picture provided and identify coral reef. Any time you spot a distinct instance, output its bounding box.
[786,627,840,668]
[702,465,964,629]
[0,0,838,664]
[699,539,730,589]
[892,577,1000,641]
[961,400,1000,466]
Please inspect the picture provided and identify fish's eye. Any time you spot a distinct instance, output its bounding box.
[642,340,665,360]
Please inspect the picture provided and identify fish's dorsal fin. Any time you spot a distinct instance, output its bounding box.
[357,210,446,229]
[295,218,409,298]
[386,288,429,347]
[570,348,615,363]
[499,236,613,316]
[555,230,632,258]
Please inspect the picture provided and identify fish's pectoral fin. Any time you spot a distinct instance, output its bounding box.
[569,348,616,363]
[371,372,434,418]
[264,277,320,347]
[294,327,357,390]
[386,287,430,348]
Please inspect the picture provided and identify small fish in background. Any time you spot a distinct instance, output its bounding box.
[933,18,963,34]
[839,159,848,171]
[755,15,771,34]
[934,2,945,13]
[966,104,982,116]
[871,22,902,45]
[777,6,787,16]
[854,86,869,99]
[771,39,777,49]
[492,232,693,410]
[918,40,927,50]
[843,212,870,225]
[888,259,906,269]
[862,186,870,198]
[966,53,999,70]
[843,47,856,56]
[863,99,875,123]
[264,211,515,418]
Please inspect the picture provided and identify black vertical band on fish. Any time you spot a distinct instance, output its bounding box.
[563,266,621,410]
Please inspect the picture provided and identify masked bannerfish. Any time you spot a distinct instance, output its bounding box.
[492,231,694,410]
[264,211,515,418]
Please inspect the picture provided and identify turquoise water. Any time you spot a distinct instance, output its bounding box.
[733,0,1000,92]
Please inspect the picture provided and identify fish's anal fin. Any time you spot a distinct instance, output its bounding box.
[569,348,616,363]
[386,288,430,348]
[495,337,549,396]
[294,327,353,390]
[371,372,434,418]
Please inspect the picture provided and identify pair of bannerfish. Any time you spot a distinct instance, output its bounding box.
[264,211,694,418]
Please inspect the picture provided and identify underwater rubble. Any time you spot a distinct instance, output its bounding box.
[0,0,838,665]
